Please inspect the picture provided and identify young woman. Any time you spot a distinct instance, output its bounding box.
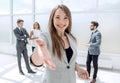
[29,22,42,52]
[30,4,89,83]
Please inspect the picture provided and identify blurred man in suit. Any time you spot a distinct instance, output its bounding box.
[86,21,102,83]
[14,19,36,75]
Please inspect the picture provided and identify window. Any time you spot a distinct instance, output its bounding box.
[0,16,11,42]
[63,0,97,12]
[13,0,32,14]
[0,0,10,15]
[35,0,61,13]
[98,13,120,53]
[35,14,50,32]
[99,0,120,11]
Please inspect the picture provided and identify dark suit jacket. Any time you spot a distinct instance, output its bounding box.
[88,30,102,55]
[14,27,29,50]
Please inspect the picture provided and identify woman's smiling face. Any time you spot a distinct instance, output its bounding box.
[53,8,69,34]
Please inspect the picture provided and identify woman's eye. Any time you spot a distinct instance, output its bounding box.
[56,17,60,19]
[64,17,68,19]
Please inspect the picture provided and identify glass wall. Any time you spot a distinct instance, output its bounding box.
[99,0,120,11]
[35,14,50,32]
[35,0,61,13]
[0,0,10,15]
[0,0,120,53]
[0,0,11,44]
[13,0,32,14]
[63,0,97,12]
[98,13,120,53]
[0,16,11,43]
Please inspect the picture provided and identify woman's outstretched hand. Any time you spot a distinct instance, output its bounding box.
[75,63,89,80]
[77,67,89,80]
[36,39,56,70]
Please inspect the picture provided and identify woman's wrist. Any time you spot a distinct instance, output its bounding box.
[30,55,43,67]
[75,62,80,71]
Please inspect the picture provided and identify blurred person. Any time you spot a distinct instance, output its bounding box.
[29,22,43,68]
[29,22,42,52]
[13,19,36,75]
[86,21,102,83]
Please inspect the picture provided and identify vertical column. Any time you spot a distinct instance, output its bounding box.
[32,0,35,23]
[10,0,14,44]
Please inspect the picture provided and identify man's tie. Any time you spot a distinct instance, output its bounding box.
[20,29,24,35]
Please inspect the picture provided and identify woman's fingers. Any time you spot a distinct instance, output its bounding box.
[83,70,89,79]
[36,39,43,46]
[78,69,89,80]
[35,39,56,70]
[86,71,89,79]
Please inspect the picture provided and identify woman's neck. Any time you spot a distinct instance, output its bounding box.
[57,31,65,38]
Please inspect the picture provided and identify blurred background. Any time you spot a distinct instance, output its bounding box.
[0,0,120,83]
[0,0,120,71]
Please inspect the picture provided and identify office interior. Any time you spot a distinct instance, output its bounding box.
[0,0,120,83]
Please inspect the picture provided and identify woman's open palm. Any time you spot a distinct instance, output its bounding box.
[36,39,56,70]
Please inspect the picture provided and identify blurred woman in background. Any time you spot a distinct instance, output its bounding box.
[29,22,42,52]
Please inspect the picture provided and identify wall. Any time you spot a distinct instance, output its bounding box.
[0,0,120,70]
[76,51,120,70]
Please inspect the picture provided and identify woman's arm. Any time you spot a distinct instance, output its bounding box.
[75,63,89,80]
[30,48,44,67]
[29,30,39,40]
[30,39,56,70]
[29,30,34,40]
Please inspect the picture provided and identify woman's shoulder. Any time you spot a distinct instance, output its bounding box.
[66,33,77,45]
[66,33,76,40]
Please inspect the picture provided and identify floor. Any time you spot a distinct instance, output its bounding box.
[0,54,120,83]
